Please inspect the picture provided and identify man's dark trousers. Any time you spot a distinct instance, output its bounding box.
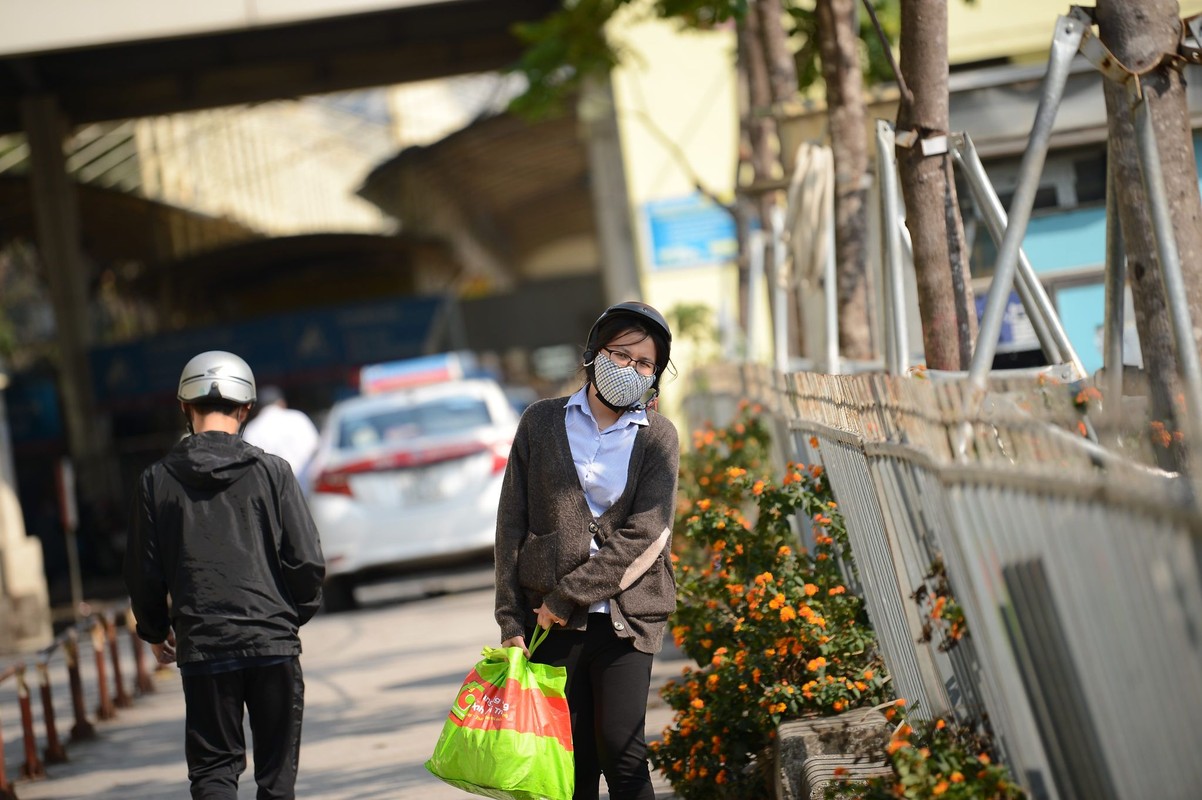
[181,657,305,800]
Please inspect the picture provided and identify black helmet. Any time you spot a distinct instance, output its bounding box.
[583,301,673,367]
[177,350,256,406]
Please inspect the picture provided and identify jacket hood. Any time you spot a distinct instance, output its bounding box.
[164,431,261,490]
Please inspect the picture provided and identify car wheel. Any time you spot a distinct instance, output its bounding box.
[321,576,358,613]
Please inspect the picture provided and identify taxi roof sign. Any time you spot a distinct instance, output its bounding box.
[359,352,476,395]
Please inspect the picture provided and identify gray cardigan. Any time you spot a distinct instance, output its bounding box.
[494,396,680,654]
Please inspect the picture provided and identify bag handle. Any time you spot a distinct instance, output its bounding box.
[528,624,551,657]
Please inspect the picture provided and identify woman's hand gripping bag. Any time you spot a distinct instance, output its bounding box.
[426,626,573,800]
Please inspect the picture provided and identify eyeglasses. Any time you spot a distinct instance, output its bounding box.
[602,347,658,376]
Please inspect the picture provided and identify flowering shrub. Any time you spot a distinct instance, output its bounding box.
[651,405,888,798]
[827,715,1026,800]
[913,557,967,653]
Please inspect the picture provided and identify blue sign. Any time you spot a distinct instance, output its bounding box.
[6,377,62,444]
[642,194,737,270]
[88,295,446,408]
[975,291,1039,354]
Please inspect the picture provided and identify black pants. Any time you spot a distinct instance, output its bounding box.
[531,614,656,800]
[180,657,305,800]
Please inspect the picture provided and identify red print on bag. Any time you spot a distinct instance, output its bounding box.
[447,669,572,749]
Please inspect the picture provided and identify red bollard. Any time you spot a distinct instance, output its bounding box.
[91,620,116,721]
[16,664,46,780]
[106,614,132,709]
[37,663,67,765]
[64,630,96,742]
[0,689,19,800]
[126,609,155,695]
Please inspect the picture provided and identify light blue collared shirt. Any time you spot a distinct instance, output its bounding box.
[564,386,648,613]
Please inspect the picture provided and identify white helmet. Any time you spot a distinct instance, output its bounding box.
[177,351,256,405]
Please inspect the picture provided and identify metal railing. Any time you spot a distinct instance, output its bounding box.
[684,362,1202,800]
[0,604,156,796]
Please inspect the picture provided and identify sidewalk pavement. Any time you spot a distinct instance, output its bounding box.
[6,576,686,799]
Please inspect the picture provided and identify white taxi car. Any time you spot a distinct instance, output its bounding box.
[308,375,518,610]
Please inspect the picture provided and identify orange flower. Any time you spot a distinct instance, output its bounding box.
[809,436,819,449]
[690,698,705,709]
[950,771,964,783]
[752,480,765,495]
[779,606,797,622]
[886,740,907,755]
[978,753,991,765]
[697,498,711,511]
[935,719,946,730]
[933,780,949,795]
[803,583,819,596]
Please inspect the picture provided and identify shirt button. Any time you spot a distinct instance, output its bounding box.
[588,522,599,533]
[613,622,625,631]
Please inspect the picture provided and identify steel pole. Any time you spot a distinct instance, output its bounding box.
[952,133,1084,377]
[771,205,791,374]
[1103,142,1126,417]
[823,155,841,374]
[875,120,908,375]
[746,230,765,363]
[969,15,1086,386]
[1131,88,1202,465]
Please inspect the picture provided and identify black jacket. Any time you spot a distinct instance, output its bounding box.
[123,431,325,665]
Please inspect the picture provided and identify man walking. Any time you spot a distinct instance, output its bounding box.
[242,384,321,481]
[124,350,325,800]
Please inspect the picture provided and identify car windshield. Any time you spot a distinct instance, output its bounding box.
[337,395,493,450]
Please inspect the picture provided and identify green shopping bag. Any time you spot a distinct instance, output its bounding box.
[426,626,573,800]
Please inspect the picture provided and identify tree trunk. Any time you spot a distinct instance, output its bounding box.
[755,0,806,364]
[736,14,777,343]
[895,0,976,370]
[1097,0,1202,469]
[757,0,799,168]
[816,0,874,361]
[738,2,788,362]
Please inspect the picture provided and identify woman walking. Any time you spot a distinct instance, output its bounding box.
[494,301,680,800]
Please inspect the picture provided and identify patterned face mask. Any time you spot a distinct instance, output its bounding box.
[593,350,656,409]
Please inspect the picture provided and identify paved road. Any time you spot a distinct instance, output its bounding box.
[6,570,686,799]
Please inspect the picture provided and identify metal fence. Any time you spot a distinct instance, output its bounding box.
[684,362,1202,800]
[0,605,155,797]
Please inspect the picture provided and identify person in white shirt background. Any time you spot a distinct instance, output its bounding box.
[242,385,321,483]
